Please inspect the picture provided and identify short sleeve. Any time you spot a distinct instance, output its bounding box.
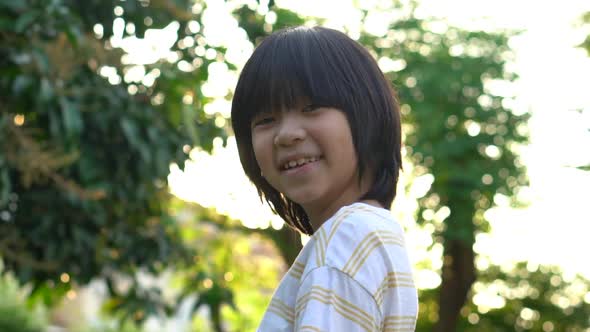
[294,266,382,332]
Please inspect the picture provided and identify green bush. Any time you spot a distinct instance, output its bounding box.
[0,269,46,332]
[77,322,143,332]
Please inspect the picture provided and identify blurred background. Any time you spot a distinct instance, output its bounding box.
[1,0,589,331]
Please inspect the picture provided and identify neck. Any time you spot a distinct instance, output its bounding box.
[303,170,379,232]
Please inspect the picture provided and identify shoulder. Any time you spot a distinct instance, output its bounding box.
[333,202,404,237]
[310,203,417,311]
[317,203,408,273]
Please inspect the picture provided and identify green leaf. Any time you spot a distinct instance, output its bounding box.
[0,167,10,207]
[39,78,53,101]
[182,105,200,147]
[31,47,50,74]
[15,10,40,33]
[59,97,83,137]
[0,0,26,12]
[64,24,81,48]
[0,14,15,30]
[121,117,141,148]
[121,117,151,163]
[12,75,32,95]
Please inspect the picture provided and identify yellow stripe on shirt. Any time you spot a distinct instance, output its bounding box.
[326,208,357,244]
[268,298,294,325]
[315,227,328,267]
[296,286,377,332]
[374,272,415,306]
[382,315,417,332]
[342,231,404,277]
[289,261,305,280]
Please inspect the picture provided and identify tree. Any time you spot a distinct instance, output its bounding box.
[416,262,590,331]
[0,0,546,330]
[358,9,529,331]
[0,0,224,323]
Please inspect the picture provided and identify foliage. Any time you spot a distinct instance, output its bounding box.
[169,199,285,331]
[416,262,590,331]
[0,264,47,332]
[357,7,529,329]
[5,0,584,331]
[0,0,301,328]
[579,12,590,56]
[0,0,218,324]
[75,321,143,332]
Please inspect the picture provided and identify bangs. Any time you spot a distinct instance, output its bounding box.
[248,53,309,118]
[233,27,351,127]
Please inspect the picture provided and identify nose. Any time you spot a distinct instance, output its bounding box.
[274,113,306,147]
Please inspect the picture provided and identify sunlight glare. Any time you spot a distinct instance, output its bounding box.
[168,137,284,230]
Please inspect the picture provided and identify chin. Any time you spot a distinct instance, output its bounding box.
[284,193,318,207]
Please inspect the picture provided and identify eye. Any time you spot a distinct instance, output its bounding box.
[252,114,275,127]
[302,104,324,113]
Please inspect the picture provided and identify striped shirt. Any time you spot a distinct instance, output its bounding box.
[257,202,418,331]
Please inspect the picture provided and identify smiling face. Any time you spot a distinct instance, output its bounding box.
[251,103,372,227]
[232,26,402,234]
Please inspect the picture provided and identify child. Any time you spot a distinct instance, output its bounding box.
[231,26,418,331]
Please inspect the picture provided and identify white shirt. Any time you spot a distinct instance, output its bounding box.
[257,202,418,331]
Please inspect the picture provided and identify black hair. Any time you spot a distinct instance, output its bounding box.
[231,26,402,235]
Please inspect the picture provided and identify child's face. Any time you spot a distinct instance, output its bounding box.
[251,104,367,221]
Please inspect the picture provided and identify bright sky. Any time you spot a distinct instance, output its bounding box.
[167,0,590,283]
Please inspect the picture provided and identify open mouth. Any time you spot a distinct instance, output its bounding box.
[281,156,321,171]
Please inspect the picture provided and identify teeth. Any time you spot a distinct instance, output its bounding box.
[283,157,319,170]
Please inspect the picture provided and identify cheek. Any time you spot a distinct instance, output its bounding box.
[252,133,273,172]
[326,124,358,171]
